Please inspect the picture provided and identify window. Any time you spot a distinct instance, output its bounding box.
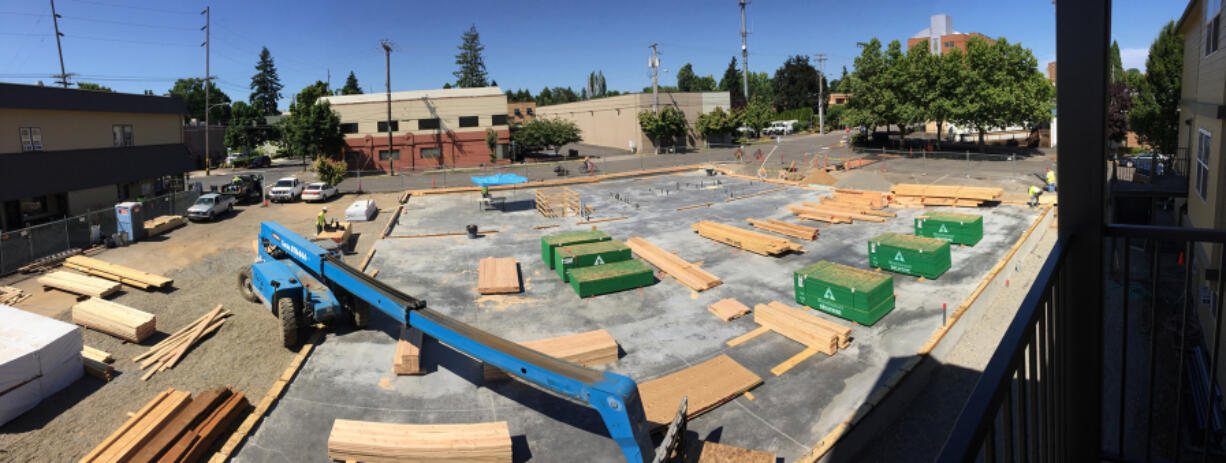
[459,116,479,128]
[421,147,441,159]
[1197,129,1211,200]
[513,108,523,116]
[492,114,508,125]
[112,125,133,147]
[377,120,398,132]
[1208,15,1221,56]
[18,127,42,152]
[418,118,441,130]
[944,41,955,49]
[526,108,534,116]
[378,149,400,160]
[340,123,359,134]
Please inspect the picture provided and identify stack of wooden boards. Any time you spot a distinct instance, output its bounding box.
[625,237,722,291]
[39,270,121,298]
[72,297,156,342]
[0,285,29,305]
[638,354,762,427]
[394,326,424,375]
[755,301,851,356]
[745,219,819,240]
[829,189,891,209]
[314,221,352,245]
[143,215,186,237]
[82,345,115,380]
[81,386,249,463]
[135,306,228,381]
[535,186,581,218]
[786,201,892,224]
[707,298,751,322]
[63,256,173,290]
[690,221,802,256]
[476,257,521,294]
[328,420,513,462]
[890,183,1004,207]
[482,329,618,381]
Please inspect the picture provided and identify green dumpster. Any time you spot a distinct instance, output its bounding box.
[554,240,632,282]
[541,230,611,269]
[868,232,951,279]
[915,211,983,246]
[794,260,895,325]
[569,260,655,297]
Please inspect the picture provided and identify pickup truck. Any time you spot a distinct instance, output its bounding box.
[220,174,263,203]
[762,120,798,136]
[187,193,235,221]
[267,177,305,202]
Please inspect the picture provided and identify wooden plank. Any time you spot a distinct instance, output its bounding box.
[40,270,122,298]
[483,329,618,381]
[799,202,888,222]
[724,186,788,202]
[394,326,424,376]
[380,205,404,239]
[772,302,851,346]
[91,389,192,463]
[745,219,818,240]
[72,297,156,342]
[575,216,628,225]
[770,347,820,376]
[82,345,113,363]
[675,202,714,211]
[327,420,513,463]
[384,230,500,239]
[638,354,762,427]
[477,257,521,294]
[690,221,803,256]
[81,389,175,463]
[724,326,770,347]
[687,440,776,463]
[531,224,560,230]
[129,387,229,463]
[754,302,839,355]
[626,237,721,291]
[159,305,224,371]
[707,298,751,322]
[63,256,173,289]
[173,392,249,463]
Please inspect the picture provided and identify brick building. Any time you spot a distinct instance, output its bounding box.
[508,101,536,125]
[905,14,991,55]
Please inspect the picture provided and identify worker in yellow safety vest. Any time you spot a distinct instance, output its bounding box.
[1046,168,1056,192]
[1028,185,1042,207]
[317,207,328,234]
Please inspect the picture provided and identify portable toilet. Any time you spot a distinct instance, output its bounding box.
[115,202,146,241]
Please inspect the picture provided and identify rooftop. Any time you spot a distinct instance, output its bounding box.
[0,82,184,115]
[319,86,505,105]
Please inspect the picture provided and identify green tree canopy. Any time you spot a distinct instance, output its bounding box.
[676,63,697,92]
[692,75,717,92]
[1110,40,1125,83]
[170,78,231,123]
[1129,20,1183,155]
[224,101,266,153]
[642,85,681,93]
[512,118,581,154]
[772,55,821,112]
[453,24,489,88]
[953,37,1053,144]
[748,71,774,105]
[930,48,967,139]
[737,96,775,134]
[249,47,283,115]
[340,71,362,95]
[281,81,344,163]
[845,38,889,131]
[695,106,739,139]
[76,82,113,92]
[637,106,688,149]
[586,71,607,99]
[719,57,746,108]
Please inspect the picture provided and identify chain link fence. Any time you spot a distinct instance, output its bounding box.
[0,189,199,275]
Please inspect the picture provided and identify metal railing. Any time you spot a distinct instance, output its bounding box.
[939,224,1226,462]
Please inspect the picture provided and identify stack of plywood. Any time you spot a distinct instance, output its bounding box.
[328,419,513,462]
[625,237,722,291]
[63,256,173,290]
[39,271,121,298]
[745,219,819,240]
[483,329,618,381]
[476,257,521,294]
[135,306,227,381]
[707,298,751,322]
[72,297,156,342]
[81,387,248,463]
[890,184,1003,207]
[638,354,762,428]
[690,221,803,256]
[754,301,851,355]
[144,215,187,237]
[394,326,424,376]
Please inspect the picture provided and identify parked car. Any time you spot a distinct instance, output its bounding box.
[1123,152,1169,175]
[762,120,798,136]
[267,177,305,202]
[186,193,235,221]
[220,174,264,203]
[224,153,246,165]
[301,182,338,202]
[248,155,272,168]
[736,126,758,138]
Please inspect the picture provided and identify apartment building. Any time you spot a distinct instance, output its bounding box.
[320,87,511,171]
[0,83,192,231]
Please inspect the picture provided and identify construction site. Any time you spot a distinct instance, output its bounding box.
[0,153,1057,462]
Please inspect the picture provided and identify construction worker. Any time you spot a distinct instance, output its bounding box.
[317,207,328,235]
[481,185,489,197]
[1028,185,1042,208]
[1046,168,1057,192]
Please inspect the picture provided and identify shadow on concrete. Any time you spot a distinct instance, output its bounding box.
[0,374,109,434]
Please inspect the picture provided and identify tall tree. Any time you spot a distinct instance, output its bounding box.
[719,57,746,108]
[249,47,283,115]
[586,70,607,99]
[637,106,688,151]
[931,48,968,140]
[695,106,738,140]
[1109,40,1125,83]
[955,37,1053,144]
[676,63,697,92]
[693,75,717,92]
[832,66,851,93]
[453,24,489,88]
[748,72,774,106]
[224,101,265,152]
[340,71,362,95]
[1107,82,1134,143]
[170,78,231,123]
[901,44,938,135]
[1130,20,1183,155]
[845,39,890,133]
[737,96,775,134]
[772,55,821,112]
[281,81,344,163]
[596,71,606,96]
[76,82,113,92]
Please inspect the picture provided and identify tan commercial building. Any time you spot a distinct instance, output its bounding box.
[320,87,511,172]
[534,92,731,152]
[0,83,192,231]
[508,101,536,124]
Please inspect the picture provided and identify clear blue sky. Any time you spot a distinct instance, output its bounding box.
[0,0,1188,111]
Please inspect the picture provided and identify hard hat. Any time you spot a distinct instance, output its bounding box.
[322,207,328,212]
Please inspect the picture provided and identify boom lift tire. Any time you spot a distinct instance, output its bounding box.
[278,297,300,348]
[238,266,260,303]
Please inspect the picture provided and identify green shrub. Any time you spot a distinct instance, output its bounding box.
[231,158,251,168]
[313,157,348,186]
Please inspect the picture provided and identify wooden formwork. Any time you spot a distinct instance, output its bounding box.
[535,187,581,218]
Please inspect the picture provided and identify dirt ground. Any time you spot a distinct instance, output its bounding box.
[0,191,399,462]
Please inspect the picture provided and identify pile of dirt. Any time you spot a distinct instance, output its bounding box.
[801,169,840,186]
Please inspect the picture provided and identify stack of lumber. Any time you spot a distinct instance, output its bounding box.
[476,257,521,294]
[745,219,819,240]
[535,187,581,217]
[82,345,115,381]
[328,419,513,462]
[831,189,890,209]
[786,204,854,224]
[0,285,29,305]
[483,329,619,381]
[394,326,424,376]
[625,237,722,291]
[39,270,121,298]
[754,301,852,356]
[690,221,803,256]
[81,386,249,463]
[708,298,751,322]
[72,297,156,342]
[890,184,1004,207]
[135,306,228,381]
[798,202,889,222]
[144,215,187,237]
[315,221,352,245]
[638,354,762,427]
[63,256,173,290]
[17,247,84,273]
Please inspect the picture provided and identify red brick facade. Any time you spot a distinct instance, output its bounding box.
[906,32,991,55]
[336,129,510,172]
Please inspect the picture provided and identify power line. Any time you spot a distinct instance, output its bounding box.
[65,0,196,15]
[0,11,198,30]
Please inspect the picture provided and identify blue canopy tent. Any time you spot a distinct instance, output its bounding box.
[470,173,528,211]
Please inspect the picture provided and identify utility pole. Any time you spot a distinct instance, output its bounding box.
[49,0,70,88]
[201,6,211,175]
[739,0,750,102]
[814,53,827,134]
[381,40,399,174]
[649,43,660,113]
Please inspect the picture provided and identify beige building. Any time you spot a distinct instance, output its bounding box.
[0,83,191,231]
[320,87,511,171]
[534,92,732,153]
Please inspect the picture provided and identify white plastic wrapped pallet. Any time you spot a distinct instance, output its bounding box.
[344,199,377,222]
[0,304,83,426]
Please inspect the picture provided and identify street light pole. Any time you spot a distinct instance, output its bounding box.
[201,7,211,175]
[381,40,397,175]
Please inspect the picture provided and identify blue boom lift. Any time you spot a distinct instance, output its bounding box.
[237,222,685,462]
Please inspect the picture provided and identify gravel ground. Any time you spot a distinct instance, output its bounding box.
[0,249,295,462]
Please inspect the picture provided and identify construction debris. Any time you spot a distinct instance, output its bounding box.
[143,215,187,237]
[39,270,122,298]
[639,354,762,427]
[626,237,721,291]
[394,326,424,376]
[477,257,521,294]
[72,297,156,342]
[816,197,897,217]
[18,247,85,273]
[63,255,173,290]
[690,221,803,256]
[0,286,29,305]
[708,298,751,322]
[135,306,228,381]
[483,329,619,381]
[890,183,1003,206]
[82,386,249,463]
[328,419,513,462]
[745,219,819,240]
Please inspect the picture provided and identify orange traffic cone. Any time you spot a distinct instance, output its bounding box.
[1178,251,1185,266]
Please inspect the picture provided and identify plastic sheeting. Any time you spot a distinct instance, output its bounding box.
[470,173,528,187]
[344,199,377,222]
[0,304,82,426]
